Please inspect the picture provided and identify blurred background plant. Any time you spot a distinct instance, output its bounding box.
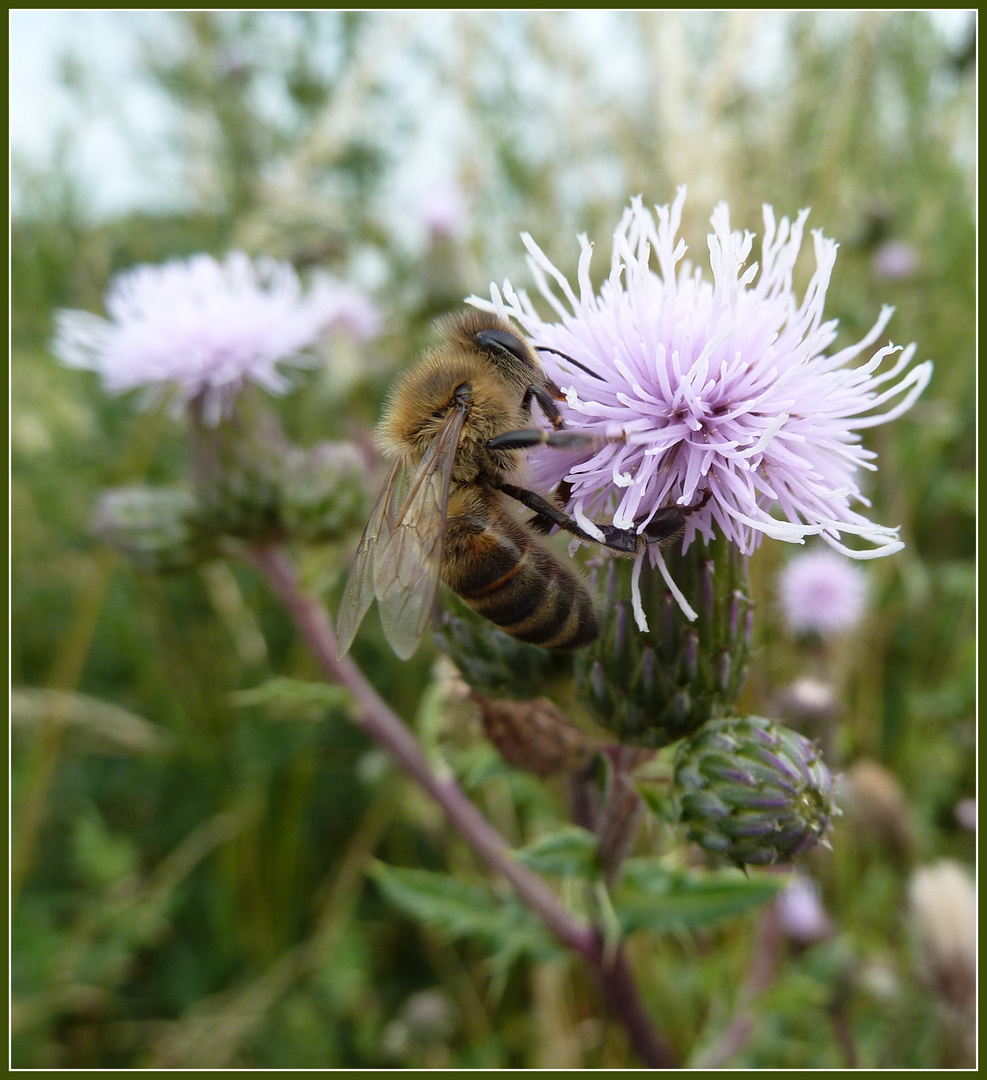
[11,10,975,1069]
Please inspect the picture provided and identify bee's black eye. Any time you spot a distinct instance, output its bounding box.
[474,328,535,370]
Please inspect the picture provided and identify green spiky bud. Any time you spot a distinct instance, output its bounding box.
[94,486,217,572]
[673,715,836,868]
[575,536,753,747]
[435,602,577,701]
[281,441,368,542]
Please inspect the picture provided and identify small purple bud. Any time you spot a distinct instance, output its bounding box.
[718,650,732,693]
[701,559,715,619]
[729,590,740,639]
[591,660,607,702]
[683,631,699,681]
[613,601,628,654]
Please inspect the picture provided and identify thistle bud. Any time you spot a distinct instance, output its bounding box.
[575,536,753,747]
[474,694,598,777]
[435,605,576,701]
[280,441,368,542]
[673,715,836,868]
[93,486,216,572]
[187,386,289,540]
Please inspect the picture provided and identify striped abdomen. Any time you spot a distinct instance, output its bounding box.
[441,489,597,649]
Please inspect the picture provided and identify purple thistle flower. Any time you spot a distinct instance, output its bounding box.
[418,179,468,241]
[872,240,919,281]
[779,547,868,635]
[52,252,380,424]
[469,188,932,625]
[776,873,835,945]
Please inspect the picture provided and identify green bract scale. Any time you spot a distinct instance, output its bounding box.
[575,536,753,747]
[281,442,368,543]
[674,715,836,868]
[435,604,577,702]
[188,387,289,541]
[93,486,218,572]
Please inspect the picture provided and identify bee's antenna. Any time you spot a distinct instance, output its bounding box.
[534,345,604,381]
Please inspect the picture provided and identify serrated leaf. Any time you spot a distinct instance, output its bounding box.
[613,858,786,935]
[230,677,354,718]
[369,863,562,961]
[515,827,600,879]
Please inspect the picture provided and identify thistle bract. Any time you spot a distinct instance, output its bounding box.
[94,486,217,573]
[435,603,577,702]
[187,387,290,540]
[281,442,369,543]
[674,715,836,868]
[576,536,752,747]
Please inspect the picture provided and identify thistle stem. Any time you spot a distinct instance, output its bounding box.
[247,541,678,1069]
[596,746,651,886]
[690,899,784,1068]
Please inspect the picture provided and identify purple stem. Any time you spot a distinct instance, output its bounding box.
[248,542,678,1069]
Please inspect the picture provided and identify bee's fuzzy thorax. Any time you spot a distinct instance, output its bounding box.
[376,310,544,481]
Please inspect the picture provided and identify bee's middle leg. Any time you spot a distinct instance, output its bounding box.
[496,480,640,554]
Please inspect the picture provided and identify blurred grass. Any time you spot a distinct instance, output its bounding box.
[11,10,975,1069]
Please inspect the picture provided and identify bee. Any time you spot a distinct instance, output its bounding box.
[335,310,707,660]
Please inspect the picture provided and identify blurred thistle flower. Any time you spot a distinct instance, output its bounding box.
[954,798,976,831]
[52,251,379,424]
[418,179,467,241]
[776,873,835,946]
[471,187,931,625]
[908,860,976,1014]
[778,548,868,636]
[872,240,919,282]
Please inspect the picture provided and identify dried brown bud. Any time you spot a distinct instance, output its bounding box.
[473,695,598,777]
[908,858,976,1059]
[841,759,914,857]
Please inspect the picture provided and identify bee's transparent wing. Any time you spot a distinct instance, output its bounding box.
[372,408,466,660]
[335,459,405,659]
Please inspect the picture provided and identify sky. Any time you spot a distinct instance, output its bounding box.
[10,10,975,222]
[10,10,183,217]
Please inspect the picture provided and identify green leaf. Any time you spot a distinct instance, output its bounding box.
[636,780,678,823]
[515,827,600,879]
[612,858,786,935]
[369,863,562,961]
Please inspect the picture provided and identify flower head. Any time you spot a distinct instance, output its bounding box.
[53,252,380,424]
[778,548,868,635]
[470,189,932,603]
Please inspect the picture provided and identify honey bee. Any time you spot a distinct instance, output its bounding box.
[335,310,707,660]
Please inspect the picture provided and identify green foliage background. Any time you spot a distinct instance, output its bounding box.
[11,11,975,1069]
